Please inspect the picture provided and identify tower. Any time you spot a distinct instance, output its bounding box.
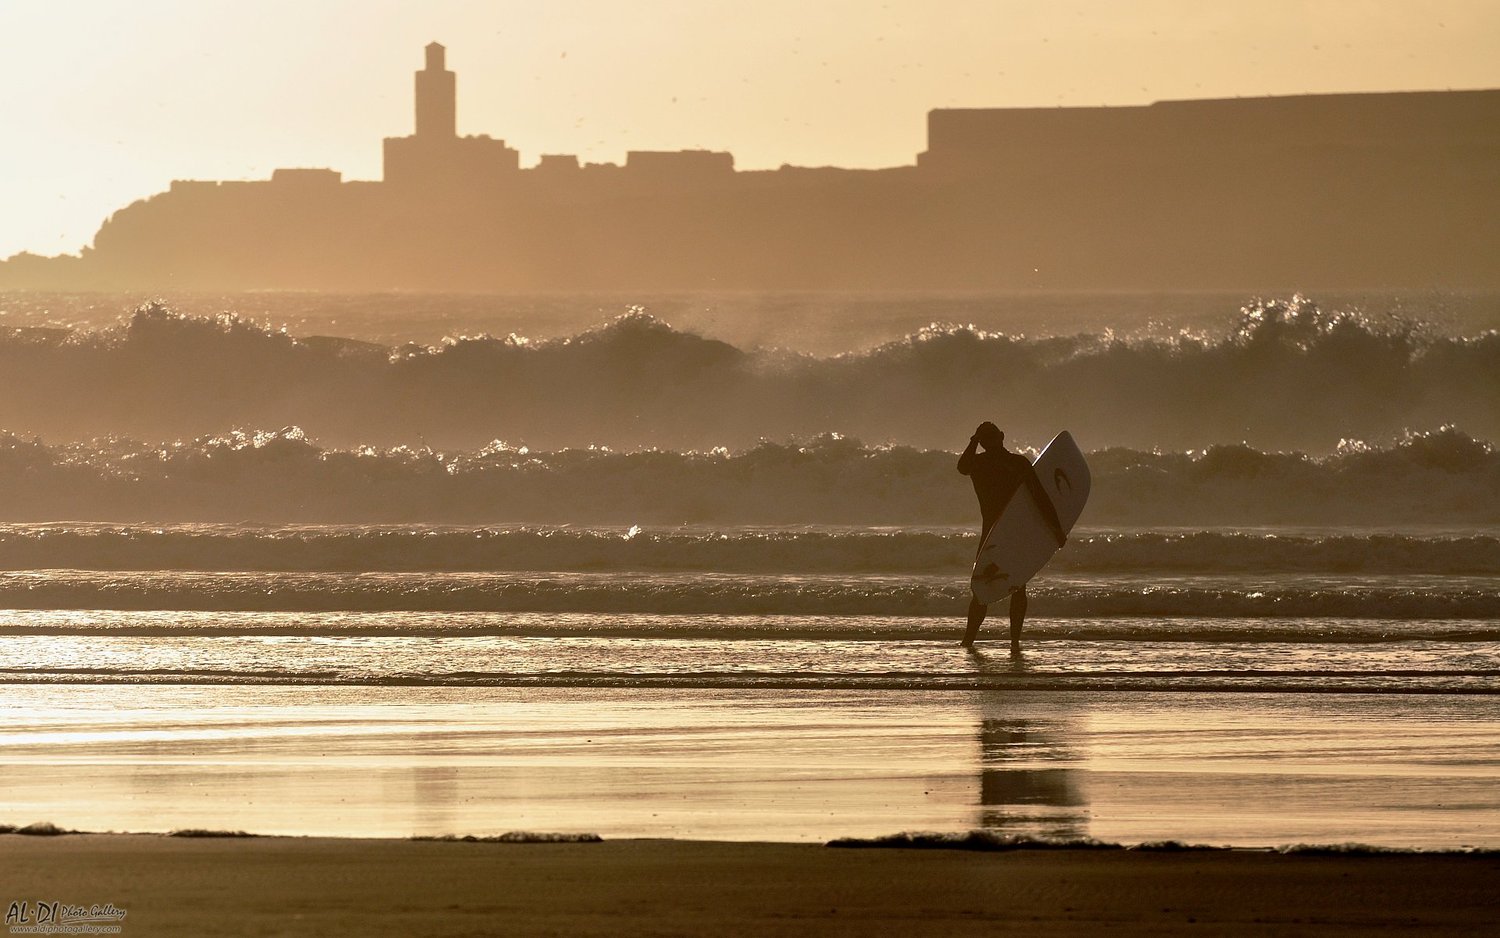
[415,42,456,138]
[383,43,520,186]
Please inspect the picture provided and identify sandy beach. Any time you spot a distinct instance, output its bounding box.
[4,835,1495,936]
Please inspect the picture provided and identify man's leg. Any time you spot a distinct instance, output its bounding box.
[962,596,987,647]
[964,520,996,647]
[1009,587,1028,654]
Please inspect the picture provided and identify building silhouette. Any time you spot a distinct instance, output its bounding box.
[3,44,1498,291]
[384,43,520,187]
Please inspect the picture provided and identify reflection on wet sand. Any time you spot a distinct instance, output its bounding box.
[1,685,1496,846]
[972,670,1088,839]
[412,766,461,836]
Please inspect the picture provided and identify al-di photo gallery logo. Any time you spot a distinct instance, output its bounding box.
[5,900,125,935]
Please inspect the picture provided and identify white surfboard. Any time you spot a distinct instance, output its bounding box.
[970,431,1090,605]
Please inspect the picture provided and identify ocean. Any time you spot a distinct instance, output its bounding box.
[0,291,1497,845]
[2,522,1497,694]
[1,291,1498,452]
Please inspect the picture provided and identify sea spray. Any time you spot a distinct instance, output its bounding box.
[0,427,1494,524]
[0,297,1495,450]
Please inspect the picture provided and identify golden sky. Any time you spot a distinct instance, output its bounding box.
[2,0,1498,259]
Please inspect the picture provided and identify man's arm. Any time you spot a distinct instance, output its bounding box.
[1022,460,1067,547]
[957,435,980,475]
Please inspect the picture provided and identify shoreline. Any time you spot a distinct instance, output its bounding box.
[3,676,1498,694]
[6,825,1499,855]
[5,833,1496,936]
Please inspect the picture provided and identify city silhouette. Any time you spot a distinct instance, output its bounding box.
[2,42,1497,291]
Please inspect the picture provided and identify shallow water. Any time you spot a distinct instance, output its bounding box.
[0,522,1494,694]
[0,507,1494,846]
[0,620,1496,694]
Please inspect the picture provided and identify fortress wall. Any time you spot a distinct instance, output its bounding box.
[921,90,1500,173]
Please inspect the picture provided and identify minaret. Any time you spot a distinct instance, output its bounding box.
[415,42,456,138]
[384,42,519,185]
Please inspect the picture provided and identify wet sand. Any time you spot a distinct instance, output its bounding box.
[4,671,1498,935]
[3,685,1498,847]
[4,835,1496,936]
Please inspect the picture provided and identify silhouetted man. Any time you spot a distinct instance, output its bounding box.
[958,422,1065,652]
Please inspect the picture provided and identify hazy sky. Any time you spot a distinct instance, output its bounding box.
[2,0,1497,259]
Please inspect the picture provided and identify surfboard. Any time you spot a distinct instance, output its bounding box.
[970,431,1091,605]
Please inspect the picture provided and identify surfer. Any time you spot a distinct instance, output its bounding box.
[958,422,1066,651]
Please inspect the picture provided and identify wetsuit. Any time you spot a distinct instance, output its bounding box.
[957,445,1061,550]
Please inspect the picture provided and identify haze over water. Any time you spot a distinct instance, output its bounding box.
[3,2,1499,853]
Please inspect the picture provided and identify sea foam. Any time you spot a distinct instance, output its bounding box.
[0,426,1494,524]
[0,296,1495,451]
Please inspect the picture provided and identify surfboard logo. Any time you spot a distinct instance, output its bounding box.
[1054,468,1072,492]
[975,562,1008,583]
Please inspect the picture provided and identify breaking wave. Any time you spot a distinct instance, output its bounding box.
[0,295,1496,451]
[0,525,1497,573]
[0,571,1494,619]
[0,425,1495,524]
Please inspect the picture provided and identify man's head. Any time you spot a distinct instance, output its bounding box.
[975,422,1004,451]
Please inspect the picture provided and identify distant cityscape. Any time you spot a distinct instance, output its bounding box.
[3,43,1498,292]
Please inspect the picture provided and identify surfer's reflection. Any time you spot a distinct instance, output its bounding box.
[411,766,462,835]
[975,713,1087,839]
